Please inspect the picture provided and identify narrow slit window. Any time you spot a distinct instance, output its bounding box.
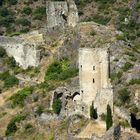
[93,66,95,70]
[93,78,95,83]
[81,65,82,70]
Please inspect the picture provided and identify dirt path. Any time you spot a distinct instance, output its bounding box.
[75,120,106,139]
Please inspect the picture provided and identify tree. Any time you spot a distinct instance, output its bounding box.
[106,104,113,130]
[90,102,98,119]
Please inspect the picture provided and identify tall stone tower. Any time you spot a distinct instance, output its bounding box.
[46,0,78,28]
[74,48,113,118]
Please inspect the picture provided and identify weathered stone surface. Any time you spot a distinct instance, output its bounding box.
[0,31,44,69]
[74,48,113,118]
[46,0,78,28]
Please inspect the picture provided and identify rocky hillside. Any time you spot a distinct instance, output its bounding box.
[0,0,140,140]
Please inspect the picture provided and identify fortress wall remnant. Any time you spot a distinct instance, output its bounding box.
[0,36,41,69]
[74,48,113,118]
[46,0,78,28]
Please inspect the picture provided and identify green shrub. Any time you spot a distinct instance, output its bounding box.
[22,7,32,15]
[0,47,6,57]
[129,79,140,85]
[52,99,62,115]
[35,105,44,116]
[4,75,19,88]
[25,123,33,130]
[9,0,18,5]
[118,88,130,104]
[9,87,33,107]
[106,104,113,130]
[16,18,31,26]
[0,71,10,81]
[6,56,17,68]
[86,15,111,25]
[45,59,78,81]
[95,0,116,4]
[33,7,46,20]
[6,113,26,136]
[122,62,133,72]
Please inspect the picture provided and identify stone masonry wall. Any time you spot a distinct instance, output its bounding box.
[0,36,41,69]
[46,0,78,28]
[74,48,113,118]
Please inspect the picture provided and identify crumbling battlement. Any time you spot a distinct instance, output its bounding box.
[0,34,43,69]
[46,0,78,28]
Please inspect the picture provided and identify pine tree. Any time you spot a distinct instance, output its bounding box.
[106,104,113,130]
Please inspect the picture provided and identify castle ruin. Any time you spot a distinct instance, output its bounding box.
[74,48,113,118]
[46,0,78,28]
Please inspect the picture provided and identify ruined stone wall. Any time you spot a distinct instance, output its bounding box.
[74,48,113,118]
[46,0,78,28]
[0,36,41,69]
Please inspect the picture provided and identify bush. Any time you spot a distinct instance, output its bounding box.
[122,62,133,72]
[106,104,113,130]
[4,75,19,88]
[9,87,33,107]
[52,99,62,115]
[95,0,116,4]
[35,105,44,116]
[86,14,111,25]
[129,79,140,85]
[9,0,18,5]
[45,59,78,81]
[25,123,33,130]
[0,71,10,81]
[0,47,6,57]
[118,88,130,104]
[6,56,17,68]
[16,18,31,26]
[22,7,32,15]
[6,113,26,136]
[33,7,46,20]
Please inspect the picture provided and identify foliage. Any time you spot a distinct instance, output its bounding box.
[33,7,46,20]
[0,47,6,57]
[25,123,33,130]
[129,79,140,85]
[90,102,98,119]
[118,88,130,105]
[52,99,62,115]
[35,105,44,116]
[9,87,33,107]
[6,113,26,136]
[106,104,113,130]
[6,56,17,68]
[95,0,116,4]
[9,0,18,5]
[4,75,19,88]
[122,62,133,72]
[22,7,32,15]
[0,71,19,88]
[16,18,31,26]
[86,14,111,25]
[45,59,78,81]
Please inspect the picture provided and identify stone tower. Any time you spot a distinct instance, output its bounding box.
[46,0,78,28]
[74,48,113,118]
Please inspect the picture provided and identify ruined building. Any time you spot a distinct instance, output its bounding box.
[46,0,78,28]
[74,48,113,118]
